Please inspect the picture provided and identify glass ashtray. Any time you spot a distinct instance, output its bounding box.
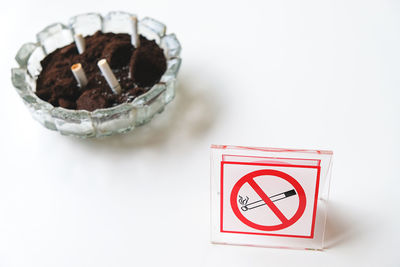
[11,11,182,138]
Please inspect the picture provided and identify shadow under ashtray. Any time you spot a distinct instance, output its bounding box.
[72,73,220,151]
[324,201,363,249]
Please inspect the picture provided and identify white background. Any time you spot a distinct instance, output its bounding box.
[0,0,399,266]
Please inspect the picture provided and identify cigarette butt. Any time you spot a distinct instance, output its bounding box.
[97,59,121,94]
[71,63,88,87]
[130,16,140,48]
[74,34,85,54]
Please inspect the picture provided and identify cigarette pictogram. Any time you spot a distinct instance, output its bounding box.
[239,189,297,211]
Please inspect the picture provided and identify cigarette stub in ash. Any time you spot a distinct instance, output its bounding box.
[74,34,85,54]
[71,63,88,87]
[130,16,140,48]
[97,59,122,94]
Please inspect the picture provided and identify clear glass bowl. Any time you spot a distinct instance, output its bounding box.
[11,11,182,138]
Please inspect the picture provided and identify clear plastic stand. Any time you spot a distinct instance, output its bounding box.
[210,145,333,250]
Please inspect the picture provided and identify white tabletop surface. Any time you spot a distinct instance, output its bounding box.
[1,1,399,266]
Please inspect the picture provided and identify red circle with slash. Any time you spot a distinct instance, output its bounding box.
[230,169,306,231]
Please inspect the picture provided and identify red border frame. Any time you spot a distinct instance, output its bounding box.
[222,154,322,165]
[220,158,321,239]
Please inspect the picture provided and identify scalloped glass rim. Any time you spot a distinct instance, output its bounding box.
[11,11,182,138]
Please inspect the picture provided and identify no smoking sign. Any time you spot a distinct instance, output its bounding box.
[211,146,333,249]
[230,169,308,233]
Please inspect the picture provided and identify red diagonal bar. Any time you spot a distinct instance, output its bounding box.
[247,179,289,224]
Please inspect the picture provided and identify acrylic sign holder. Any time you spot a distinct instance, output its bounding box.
[210,145,333,250]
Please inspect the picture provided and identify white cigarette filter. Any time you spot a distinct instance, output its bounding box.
[97,59,122,94]
[74,34,85,54]
[71,63,88,87]
[130,16,140,48]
